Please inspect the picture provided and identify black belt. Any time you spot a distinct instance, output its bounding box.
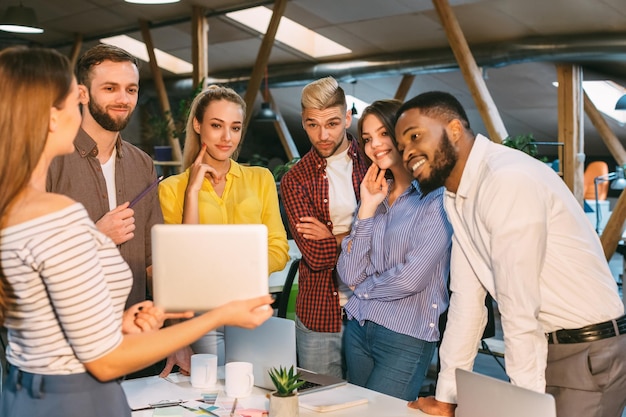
[546,314,626,344]
[340,306,349,323]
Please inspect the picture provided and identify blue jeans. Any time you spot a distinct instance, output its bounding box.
[344,319,435,401]
[1,367,130,417]
[295,315,344,378]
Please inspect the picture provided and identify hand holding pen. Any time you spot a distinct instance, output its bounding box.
[129,175,164,208]
[95,176,163,245]
[96,202,136,245]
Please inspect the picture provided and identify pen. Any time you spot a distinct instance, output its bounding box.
[230,398,238,417]
[129,175,164,208]
[133,399,182,411]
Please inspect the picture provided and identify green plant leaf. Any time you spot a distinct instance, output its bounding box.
[268,365,306,397]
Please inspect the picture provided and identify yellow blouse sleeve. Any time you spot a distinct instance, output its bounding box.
[158,173,188,225]
[258,169,289,274]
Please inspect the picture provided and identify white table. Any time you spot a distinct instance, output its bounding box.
[125,373,432,417]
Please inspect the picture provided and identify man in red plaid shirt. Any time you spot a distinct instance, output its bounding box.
[280,77,368,378]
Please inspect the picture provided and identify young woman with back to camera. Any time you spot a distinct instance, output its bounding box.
[0,46,273,417]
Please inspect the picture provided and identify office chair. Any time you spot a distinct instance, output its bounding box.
[276,258,300,319]
[583,161,609,201]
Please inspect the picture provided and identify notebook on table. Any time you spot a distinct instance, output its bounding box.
[151,224,269,312]
[455,369,556,417]
[224,317,347,395]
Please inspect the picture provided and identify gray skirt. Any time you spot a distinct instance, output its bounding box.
[1,366,131,417]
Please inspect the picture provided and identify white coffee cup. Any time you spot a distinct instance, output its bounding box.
[225,361,254,397]
[190,353,218,389]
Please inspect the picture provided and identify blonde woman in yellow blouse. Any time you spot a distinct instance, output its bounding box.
[158,85,289,368]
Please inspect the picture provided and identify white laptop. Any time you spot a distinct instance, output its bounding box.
[224,317,346,394]
[456,369,556,417]
[151,224,268,312]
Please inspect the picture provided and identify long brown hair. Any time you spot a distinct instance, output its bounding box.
[182,85,246,169]
[357,99,402,178]
[0,46,74,323]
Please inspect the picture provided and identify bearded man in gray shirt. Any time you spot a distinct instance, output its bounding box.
[47,44,163,309]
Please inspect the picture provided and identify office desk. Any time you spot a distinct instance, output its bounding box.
[125,373,432,417]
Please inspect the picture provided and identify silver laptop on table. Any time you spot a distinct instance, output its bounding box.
[224,317,346,394]
[456,369,556,417]
[151,224,269,312]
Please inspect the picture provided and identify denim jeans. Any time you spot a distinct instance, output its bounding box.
[344,319,435,401]
[1,367,130,417]
[295,315,344,378]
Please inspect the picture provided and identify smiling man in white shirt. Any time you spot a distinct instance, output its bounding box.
[394,91,626,417]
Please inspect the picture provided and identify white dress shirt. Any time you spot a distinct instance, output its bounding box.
[436,134,624,403]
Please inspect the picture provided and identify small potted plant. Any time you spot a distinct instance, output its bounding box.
[268,365,305,417]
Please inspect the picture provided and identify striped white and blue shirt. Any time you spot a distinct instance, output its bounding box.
[1,204,132,374]
[337,181,452,342]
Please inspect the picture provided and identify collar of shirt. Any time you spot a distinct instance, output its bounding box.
[74,127,125,159]
[226,158,243,179]
[446,133,490,201]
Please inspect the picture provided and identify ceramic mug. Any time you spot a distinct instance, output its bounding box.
[190,353,218,389]
[225,361,254,397]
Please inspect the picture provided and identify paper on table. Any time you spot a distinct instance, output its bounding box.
[298,387,368,412]
[121,375,204,411]
[215,391,269,412]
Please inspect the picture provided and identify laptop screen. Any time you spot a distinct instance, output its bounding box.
[224,317,297,390]
[455,369,556,417]
[224,317,346,394]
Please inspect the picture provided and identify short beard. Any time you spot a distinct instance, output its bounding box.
[419,129,457,195]
[314,138,345,159]
[88,95,132,132]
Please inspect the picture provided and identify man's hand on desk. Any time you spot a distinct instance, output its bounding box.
[159,345,194,377]
[408,396,456,416]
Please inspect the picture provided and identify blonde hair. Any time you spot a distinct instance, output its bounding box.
[300,76,347,113]
[182,85,246,168]
[0,46,74,323]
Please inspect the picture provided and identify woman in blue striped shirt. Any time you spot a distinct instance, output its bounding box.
[337,99,452,401]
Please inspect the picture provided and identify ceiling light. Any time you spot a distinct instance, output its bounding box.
[611,166,626,190]
[226,6,351,58]
[124,0,180,4]
[100,35,192,75]
[555,80,626,124]
[0,4,43,34]
[345,95,369,119]
[615,94,626,111]
[255,67,278,122]
[256,102,278,122]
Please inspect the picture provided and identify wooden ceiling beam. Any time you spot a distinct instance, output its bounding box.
[601,189,626,260]
[556,64,584,203]
[582,92,626,259]
[394,75,415,102]
[267,89,299,161]
[242,0,287,134]
[139,19,183,165]
[583,92,626,166]
[432,0,508,143]
[68,33,83,69]
[191,5,209,89]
